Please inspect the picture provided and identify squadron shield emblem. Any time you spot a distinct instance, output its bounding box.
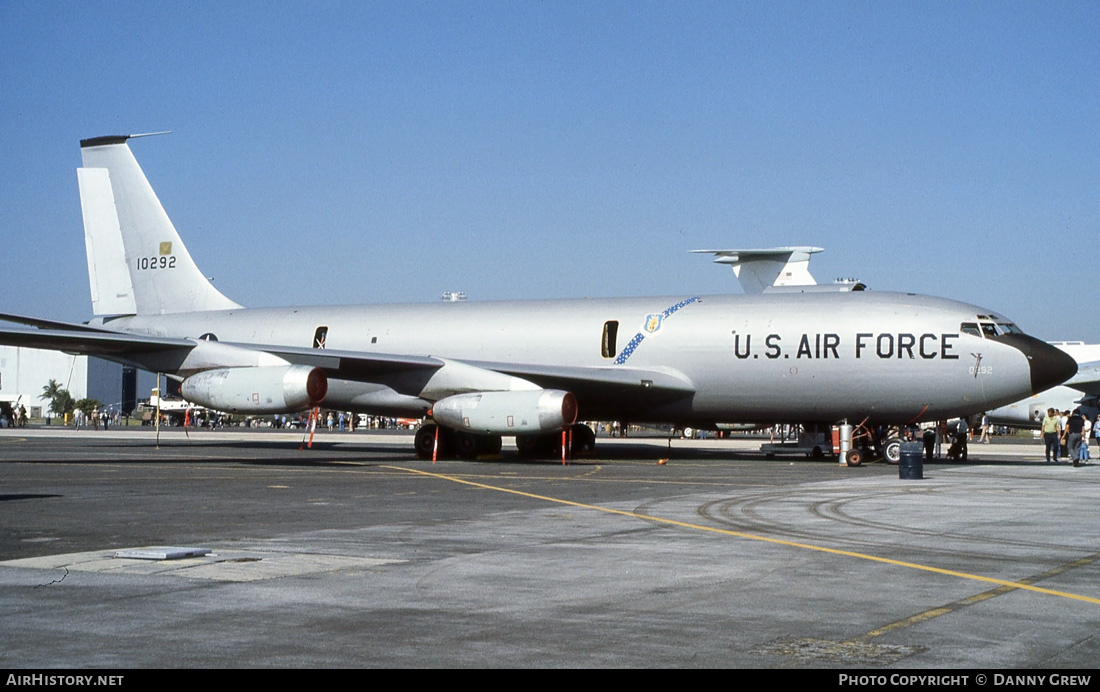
[644,313,663,333]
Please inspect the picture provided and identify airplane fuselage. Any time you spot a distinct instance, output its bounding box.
[99,290,1057,426]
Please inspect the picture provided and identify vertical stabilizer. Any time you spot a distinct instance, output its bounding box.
[78,135,241,315]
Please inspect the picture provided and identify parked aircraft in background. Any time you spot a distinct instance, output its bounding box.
[988,342,1100,426]
[0,135,1078,461]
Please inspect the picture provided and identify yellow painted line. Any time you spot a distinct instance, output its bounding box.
[385,464,1100,606]
[857,552,1100,639]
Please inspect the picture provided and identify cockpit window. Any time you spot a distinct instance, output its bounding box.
[962,321,1023,338]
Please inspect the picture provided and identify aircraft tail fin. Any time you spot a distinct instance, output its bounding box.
[78,134,241,315]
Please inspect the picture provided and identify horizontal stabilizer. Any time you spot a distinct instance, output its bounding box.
[691,247,822,294]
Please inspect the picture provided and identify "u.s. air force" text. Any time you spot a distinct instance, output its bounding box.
[732,332,959,360]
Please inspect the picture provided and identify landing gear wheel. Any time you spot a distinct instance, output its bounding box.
[452,432,503,458]
[415,423,454,459]
[481,434,503,456]
[415,424,439,460]
[570,424,596,456]
[515,434,546,458]
[884,438,901,465]
[455,431,480,459]
[846,449,864,467]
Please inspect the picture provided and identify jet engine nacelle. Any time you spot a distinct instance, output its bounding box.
[432,389,578,435]
[181,365,327,414]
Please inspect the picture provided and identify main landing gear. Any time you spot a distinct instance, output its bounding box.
[415,423,595,460]
[516,423,596,459]
[414,424,501,460]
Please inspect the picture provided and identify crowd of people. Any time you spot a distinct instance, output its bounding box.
[899,409,1096,466]
[1040,408,1094,467]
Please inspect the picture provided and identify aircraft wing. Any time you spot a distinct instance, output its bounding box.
[0,325,194,355]
[0,311,125,333]
[230,343,445,376]
[467,361,694,394]
[254,346,695,402]
[0,312,177,355]
[0,325,447,379]
[2,317,694,406]
[463,360,697,414]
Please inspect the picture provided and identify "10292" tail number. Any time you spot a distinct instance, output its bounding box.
[137,255,176,270]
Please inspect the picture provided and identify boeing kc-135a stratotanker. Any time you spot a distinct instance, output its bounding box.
[0,135,1078,462]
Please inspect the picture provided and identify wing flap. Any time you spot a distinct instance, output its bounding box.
[465,360,696,410]
[224,343,445,376]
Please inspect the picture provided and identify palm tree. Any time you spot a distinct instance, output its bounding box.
[40,379,74,416]
[40,379,62,402]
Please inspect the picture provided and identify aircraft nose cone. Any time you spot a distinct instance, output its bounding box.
[1032,342,1079,392]
[997,334,1078,393]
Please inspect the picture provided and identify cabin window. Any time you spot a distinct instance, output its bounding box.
[313,326,328,349]
[601,321,619,358]
[980,322,998,338]
[960,322,980,337]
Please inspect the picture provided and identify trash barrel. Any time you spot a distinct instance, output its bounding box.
[899,441,924,480]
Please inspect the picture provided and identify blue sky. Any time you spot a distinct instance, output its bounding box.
[2,1,1098,341]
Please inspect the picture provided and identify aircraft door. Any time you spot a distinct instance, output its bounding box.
[601,321,618,358]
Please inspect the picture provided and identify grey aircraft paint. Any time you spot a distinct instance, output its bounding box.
[101,292,1072,426]
[0,136,1079,443]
